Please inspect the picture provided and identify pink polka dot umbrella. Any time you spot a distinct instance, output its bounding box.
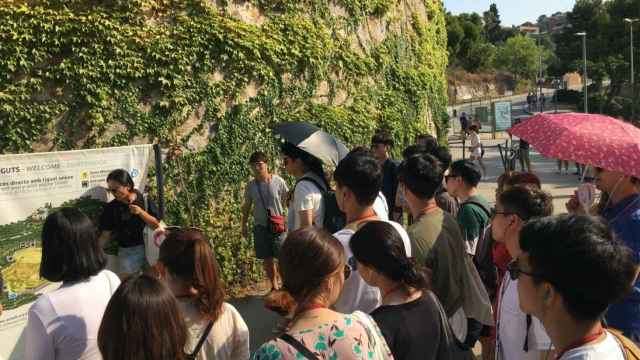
[508,113,640,178]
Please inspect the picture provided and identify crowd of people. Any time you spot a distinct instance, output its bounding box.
[17,128,640,360]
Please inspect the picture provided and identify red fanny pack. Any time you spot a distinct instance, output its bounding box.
[268,212,287,234]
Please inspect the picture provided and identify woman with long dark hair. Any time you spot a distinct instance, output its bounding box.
[98,169,160,274]
[351,221,473,360]
[281,142,328,230]
[98,273,187,360]
[25,208,120,360]
[253,227,392,360]
[156,228,250,360]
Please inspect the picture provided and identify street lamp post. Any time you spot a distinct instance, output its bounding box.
[625,18,638,121]
[576,32,588,113]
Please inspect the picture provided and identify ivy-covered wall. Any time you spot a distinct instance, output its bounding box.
[0,0,449,291]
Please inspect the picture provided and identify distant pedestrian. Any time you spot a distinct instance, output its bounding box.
[518,138,532,173]
[467,125,486,177]
[371,130,402,222]
[540,93,546,112]
[241,151,288,291]
[460,112,469,138]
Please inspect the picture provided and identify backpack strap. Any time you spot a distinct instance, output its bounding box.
[296,176,327,193]
[523,314,532,352]
[461,200,491,217]
[186,320,214,360]
[609,329,640,360]
[279,334,320,360]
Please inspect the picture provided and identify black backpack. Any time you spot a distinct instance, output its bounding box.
[461,200,497,298]
[296,177,346,234]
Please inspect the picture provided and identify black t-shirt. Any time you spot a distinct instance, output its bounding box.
[382,159,400,211]
[99,190,158,248]
[371,293,446,360]
[519,139,530,149]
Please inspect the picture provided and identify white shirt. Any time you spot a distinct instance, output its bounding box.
[333,220,411,314]
[287,172,325,231]
[496,274,552,360]
[560,332,624,360]
[179,301,250,360]
[372,192,389,221]
[25,270,120,360]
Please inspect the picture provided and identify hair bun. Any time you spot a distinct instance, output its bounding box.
[263,289,295,317]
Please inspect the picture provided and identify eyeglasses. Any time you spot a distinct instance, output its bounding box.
[490,208,515,219]
[507,260,544,281]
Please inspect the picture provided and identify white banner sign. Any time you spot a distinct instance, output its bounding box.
[0,144,154,360]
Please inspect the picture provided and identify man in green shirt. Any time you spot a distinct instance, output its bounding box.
[399,154,493,348]
[445,159,491,256]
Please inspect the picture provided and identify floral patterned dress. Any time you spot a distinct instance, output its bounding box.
[252,311,393,360]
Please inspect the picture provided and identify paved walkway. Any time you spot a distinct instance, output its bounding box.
[234,135,584,355]
[449,135,582,214]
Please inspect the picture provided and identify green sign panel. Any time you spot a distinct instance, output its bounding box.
[493,101,512,131]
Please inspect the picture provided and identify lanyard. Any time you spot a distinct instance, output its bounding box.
[554,328,605,360]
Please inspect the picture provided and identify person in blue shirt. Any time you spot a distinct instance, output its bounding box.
[594,166,640,341]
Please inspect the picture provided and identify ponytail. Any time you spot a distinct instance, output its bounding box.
[350,221,431,292]
[159,229,225,322]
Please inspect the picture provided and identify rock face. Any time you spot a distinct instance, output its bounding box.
[1,1,448,153]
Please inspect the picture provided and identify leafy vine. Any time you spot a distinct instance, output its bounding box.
[0,0,448,291]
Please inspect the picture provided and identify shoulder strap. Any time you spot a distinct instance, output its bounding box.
[461,200,491,217]
[297,176,327,193]
[188,320,214,359]
[255,182,270,213]
[610,329,640,360]
[523,314,532,352]
[279,334,320,360]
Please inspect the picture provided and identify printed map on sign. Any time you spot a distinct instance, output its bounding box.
[0,145,153,360]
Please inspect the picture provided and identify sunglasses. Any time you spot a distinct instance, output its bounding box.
[507,260,544,281]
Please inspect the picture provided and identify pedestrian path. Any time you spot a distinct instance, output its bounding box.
[450,136,582,214]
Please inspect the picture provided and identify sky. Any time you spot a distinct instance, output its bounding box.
[443,0,576,26]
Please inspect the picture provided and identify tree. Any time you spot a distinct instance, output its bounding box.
[552,0,640,117]
[496,35,544,81]
[462,42,497,72]
[483,3,502,44]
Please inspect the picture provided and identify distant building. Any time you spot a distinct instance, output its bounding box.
[519,22,540,35]
[537,12,569,34]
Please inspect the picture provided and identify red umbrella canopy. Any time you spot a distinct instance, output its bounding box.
[508,113,640,178]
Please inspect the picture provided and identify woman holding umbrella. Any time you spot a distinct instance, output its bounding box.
[281,142,329,231]
[273,121,348,232]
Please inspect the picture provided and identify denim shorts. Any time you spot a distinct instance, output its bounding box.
[118,244,145,274]
[253,225,286,260]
